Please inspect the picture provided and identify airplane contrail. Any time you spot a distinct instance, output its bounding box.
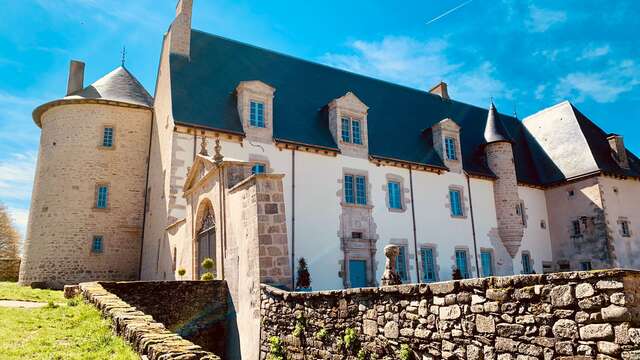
[426,0,474,25]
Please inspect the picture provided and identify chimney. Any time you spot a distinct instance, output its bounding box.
[66,60,85,96]
[607,134,630,169]
[170,0,193,57]
[429,81,449,100]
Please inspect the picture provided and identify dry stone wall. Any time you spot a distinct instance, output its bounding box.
[80,281,223,360]
[260,269,640,359]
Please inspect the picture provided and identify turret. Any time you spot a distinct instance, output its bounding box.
[19,61,153,288]
[483,102,523,257]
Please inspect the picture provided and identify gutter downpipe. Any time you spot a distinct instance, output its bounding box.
[291,150,296,289]
[466,172,481,278]
[409,168,421,282]
[138,110,154,279]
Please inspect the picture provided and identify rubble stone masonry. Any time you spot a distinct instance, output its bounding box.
[260,269,640,359]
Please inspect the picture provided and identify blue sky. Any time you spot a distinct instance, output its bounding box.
[1,0,639,238]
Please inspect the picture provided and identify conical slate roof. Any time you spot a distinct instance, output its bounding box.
[33,66,153,127]
[64,66,153,107]
[484,102,513,144]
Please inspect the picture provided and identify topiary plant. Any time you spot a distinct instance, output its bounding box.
[200,272,214,281]
[295,257,312,290]
[201,257,215,272]
[177,267,186,280]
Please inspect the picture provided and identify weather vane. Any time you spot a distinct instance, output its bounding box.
[121,46,126,67]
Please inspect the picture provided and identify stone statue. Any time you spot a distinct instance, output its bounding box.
[381,245,402,286]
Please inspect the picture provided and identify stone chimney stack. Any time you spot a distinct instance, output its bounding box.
[66,60,85,96]
[429,81,449,100]
[483,102,523,258]
[170,0,193,57]
[607,134,630,169]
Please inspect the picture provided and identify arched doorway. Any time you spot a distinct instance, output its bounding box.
[197,207,216,278]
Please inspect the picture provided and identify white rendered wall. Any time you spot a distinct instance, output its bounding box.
[514,186,553,274]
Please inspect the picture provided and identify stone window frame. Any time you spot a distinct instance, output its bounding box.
[444,136,458,161]
[446,185,467,219]
[515,200,528,228]
[390,238,412,283]
[432,118,462,173]
[382,173,409,213]
[235,80,275,143]
[418,243,439,283]
[328,92,370,159]
[479,247,495,277]
[93,182,111,211]
[340,116,364,145]
[521,250,534,274]
[248,154,272,175]
[451,246,474,279]
[340,168,372,209]
[98,124,116,150]
[618,217,632,238]
[90,234,105,255]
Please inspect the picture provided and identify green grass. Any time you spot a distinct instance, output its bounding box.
[0,282,137,360]
[0,282,65,303]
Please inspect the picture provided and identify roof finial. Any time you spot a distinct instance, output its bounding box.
[213,137,224,165]
[199,135,208,156]
[513,102,518,118]
[120,46,126,67]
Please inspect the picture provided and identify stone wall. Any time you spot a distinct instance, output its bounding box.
[260,269,640,359]
[80,281,221,360]
[0,258,20,281]
[98,280,227,356]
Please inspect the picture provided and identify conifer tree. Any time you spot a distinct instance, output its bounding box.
[295,257,311,290]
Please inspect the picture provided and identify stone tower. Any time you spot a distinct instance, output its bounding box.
[19,61,153,289]
[484,102,523,257]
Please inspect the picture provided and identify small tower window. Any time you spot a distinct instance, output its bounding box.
[621,221,631,237]
[92,235,104,253]
[249,100,265,128]
[445,137,457,160]
[102,127,114,147]
[96,185,109,209]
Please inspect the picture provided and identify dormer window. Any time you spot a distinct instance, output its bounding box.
[341,118,350,142]
[328,92,369,158]
[249,100,265,128]
[445,137,457,160]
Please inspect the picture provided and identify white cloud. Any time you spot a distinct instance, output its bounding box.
[534,84,547,100]
[7,207,29,240]
[0,152,37,202]
[554,60,640,103]
[321,36,509,107]
[579,44,611,60]
[525,5,567,33]
[533,47,570,61]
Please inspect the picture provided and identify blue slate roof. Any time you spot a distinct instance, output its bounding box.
[169,30,639,186]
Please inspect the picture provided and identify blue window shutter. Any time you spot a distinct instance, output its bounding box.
[481,251,493,277]
[355,176,367,205]
[421,248,435,282]
[395,246,407,281]
[250,101,265,128]
[522,253,532,274]
[445,137,457,160]
[352,120,362,145]
[388,182,401,209]
[344,175,354,204]
[450,190,462,216]
[252,163,266,175]
[341,118,351,143]
[455,250,469,278]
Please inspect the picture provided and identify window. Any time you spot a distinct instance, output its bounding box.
[421,248,436,282]
[388,181,402,209]
[344,175,354,204]
[516,201,527,226]
[571,220,581,236]
[449,189,463,217]
[249,100,265,128]
[522,253,532,274]
[445,137,457,160]
[341,118,351,142]
[352,120,362,145]
[455,249,470,279]
[558,261,570,272]
[621,221,631,237]
[480,250,493,277]
[91,236,103,253]
[251,163,266,175]
[352,232,363,239]
[568,190,575,197]
[355,176,367,205]
[540,220,547,229]
[542,262,553,274]
[340,117,364,145]
[96,185,109,209]
[580,261,592,271]
[102,127,114,147]
[395,246,408,281]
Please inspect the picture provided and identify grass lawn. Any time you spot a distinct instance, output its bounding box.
[0,282,137,360]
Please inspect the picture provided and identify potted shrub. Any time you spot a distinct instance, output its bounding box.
[177,267,186,280]
[295,257,312,291]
